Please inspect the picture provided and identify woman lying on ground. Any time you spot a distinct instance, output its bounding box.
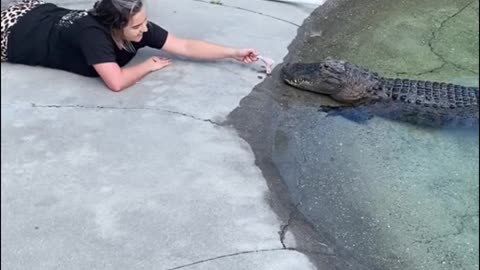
[1,0,259,91]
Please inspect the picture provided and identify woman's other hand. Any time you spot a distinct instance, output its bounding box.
[145,56,172,71]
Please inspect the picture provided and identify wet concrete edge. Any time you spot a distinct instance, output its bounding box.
[223,0,370,269]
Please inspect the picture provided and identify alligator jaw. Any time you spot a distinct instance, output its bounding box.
[281,63,321,92]
[283,75,307,89]
[281,64,304,87]
[281,61,347,95]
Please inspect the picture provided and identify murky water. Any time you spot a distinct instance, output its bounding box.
[271,105,478,269]
[229,0,478,269]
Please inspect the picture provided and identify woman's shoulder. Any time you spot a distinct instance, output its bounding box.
[70,14,116,46]
[71,13,111,34]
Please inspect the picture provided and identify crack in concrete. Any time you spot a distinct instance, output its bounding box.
[454,212,478,236]
[410,212,478,245]
[428,1,477,73]
[192,0,300,27]
[28,103,222,126]
[167,202,336,269]
[395,63,447,77]
[396,1,477,77]
[166,247,336,270]
[279,203,298,248]
[165,248,289,270]
[278,202,334,255]
[164,109,222,126]
[412,231,459,245]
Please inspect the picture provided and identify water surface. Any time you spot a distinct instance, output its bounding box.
[228,0,479,269]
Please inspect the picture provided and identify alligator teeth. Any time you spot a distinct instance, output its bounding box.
[285,78,304,86]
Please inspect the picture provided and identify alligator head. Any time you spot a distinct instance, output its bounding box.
[281,58,348,95]
[281,58,384,104]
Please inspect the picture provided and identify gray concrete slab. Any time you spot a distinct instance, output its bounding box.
[1,0,327,269]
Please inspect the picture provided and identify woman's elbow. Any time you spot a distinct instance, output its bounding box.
[104,78,126,92]
[107,83,124,92]
[93,63,127,92]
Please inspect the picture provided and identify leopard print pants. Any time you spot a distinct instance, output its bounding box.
[1,0,45,62]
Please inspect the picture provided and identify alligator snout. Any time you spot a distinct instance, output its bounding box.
[281,62,313,87]
[281,61,346,95]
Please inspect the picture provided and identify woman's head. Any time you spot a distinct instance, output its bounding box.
[90,0,149,48]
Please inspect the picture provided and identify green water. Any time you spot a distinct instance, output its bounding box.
[271,108,478,269]
[228,0,478,269]
[293,0,479,85]
[275,0,479,269]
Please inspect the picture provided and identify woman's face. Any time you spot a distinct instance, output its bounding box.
[123,6,148,42]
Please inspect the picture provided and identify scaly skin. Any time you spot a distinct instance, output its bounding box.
[281,58,479,126]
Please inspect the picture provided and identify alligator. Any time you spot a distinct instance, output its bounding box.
[281,58,479,127]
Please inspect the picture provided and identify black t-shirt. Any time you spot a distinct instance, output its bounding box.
[7,3,169,77]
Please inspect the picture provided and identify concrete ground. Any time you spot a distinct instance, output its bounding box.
[1,0,327,269]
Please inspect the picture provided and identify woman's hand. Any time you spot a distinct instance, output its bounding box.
[232,48,258,63]
[145,56,172,72]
